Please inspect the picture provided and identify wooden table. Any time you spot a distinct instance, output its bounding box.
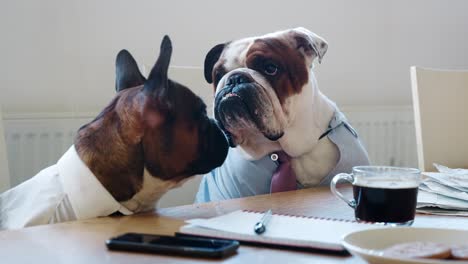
[1,186,467,264]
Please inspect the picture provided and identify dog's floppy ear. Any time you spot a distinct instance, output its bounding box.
[291,27,328,66]
[115,50,146,92]
[204,43,226,84]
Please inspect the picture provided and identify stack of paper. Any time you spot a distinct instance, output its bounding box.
[417,164,468,216]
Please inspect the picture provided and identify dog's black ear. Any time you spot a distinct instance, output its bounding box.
[115,49,146,92]
[204,43,226,84]
[145,35,172,97]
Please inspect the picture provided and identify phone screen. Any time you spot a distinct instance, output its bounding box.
[115,233,233,249]
[106,233,239,258]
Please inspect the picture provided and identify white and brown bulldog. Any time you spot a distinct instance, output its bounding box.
[195,28,369,202]
[0,36,228,229]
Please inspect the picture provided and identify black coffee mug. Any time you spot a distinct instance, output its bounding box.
[330,166,421,226]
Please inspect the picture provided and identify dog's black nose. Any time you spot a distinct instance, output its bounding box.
[226,73,251,86]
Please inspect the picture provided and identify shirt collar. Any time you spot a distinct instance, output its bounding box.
[57,145,133,220]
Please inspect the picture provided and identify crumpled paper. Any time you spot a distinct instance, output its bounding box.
[417,164,468,216]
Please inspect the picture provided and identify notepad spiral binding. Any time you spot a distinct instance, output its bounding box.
[242,210,374,224]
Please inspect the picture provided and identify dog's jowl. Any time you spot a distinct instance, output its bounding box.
[0,36,228,229]
[196,28,370,202]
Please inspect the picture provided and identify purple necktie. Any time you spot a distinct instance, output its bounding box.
[270,151,297,193]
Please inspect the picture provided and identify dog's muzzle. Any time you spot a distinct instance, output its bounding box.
[214,73,255,147]
[214,72,283,147]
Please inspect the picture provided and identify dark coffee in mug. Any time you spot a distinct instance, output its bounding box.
[353,184,418,223]
[331,166,421,225]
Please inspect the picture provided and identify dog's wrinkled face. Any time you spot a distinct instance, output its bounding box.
[76,36,228,201]
[204,28,328,159]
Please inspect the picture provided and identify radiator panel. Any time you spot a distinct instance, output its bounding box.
[3,108,417,189]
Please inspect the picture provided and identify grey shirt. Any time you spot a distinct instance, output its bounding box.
[195,110,370,203]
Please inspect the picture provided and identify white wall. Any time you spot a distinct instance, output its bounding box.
[1,0,468,114]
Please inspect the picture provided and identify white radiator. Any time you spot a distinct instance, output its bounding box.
[343,106,417,168]
[2,107,417,189]
[3,115,92,187]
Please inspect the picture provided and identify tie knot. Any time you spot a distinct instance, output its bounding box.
[270,151,296,193]
[271,151,290,164]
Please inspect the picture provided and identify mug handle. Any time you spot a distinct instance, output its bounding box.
[330,173,356,209]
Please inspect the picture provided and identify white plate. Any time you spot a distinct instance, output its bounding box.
[342,227,468,264]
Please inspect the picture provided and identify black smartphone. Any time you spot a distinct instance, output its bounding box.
[106,233,239,258]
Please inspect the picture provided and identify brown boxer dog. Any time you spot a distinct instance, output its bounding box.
[0,36,228,229]
[76,35,229,209]
[199,27,369,197]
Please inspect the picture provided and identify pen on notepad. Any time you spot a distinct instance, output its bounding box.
[253,154,277,234]
[253,154,277,235]
[254,209,272,234]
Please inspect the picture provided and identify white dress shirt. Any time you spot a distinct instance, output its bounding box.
[0,145,133,230]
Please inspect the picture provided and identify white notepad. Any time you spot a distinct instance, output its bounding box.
[178,210,381,253]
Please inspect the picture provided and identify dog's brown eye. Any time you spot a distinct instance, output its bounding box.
[264,63,278,76]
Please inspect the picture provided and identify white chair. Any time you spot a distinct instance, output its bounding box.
[410,66,468,172]
[0,105,11,192]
